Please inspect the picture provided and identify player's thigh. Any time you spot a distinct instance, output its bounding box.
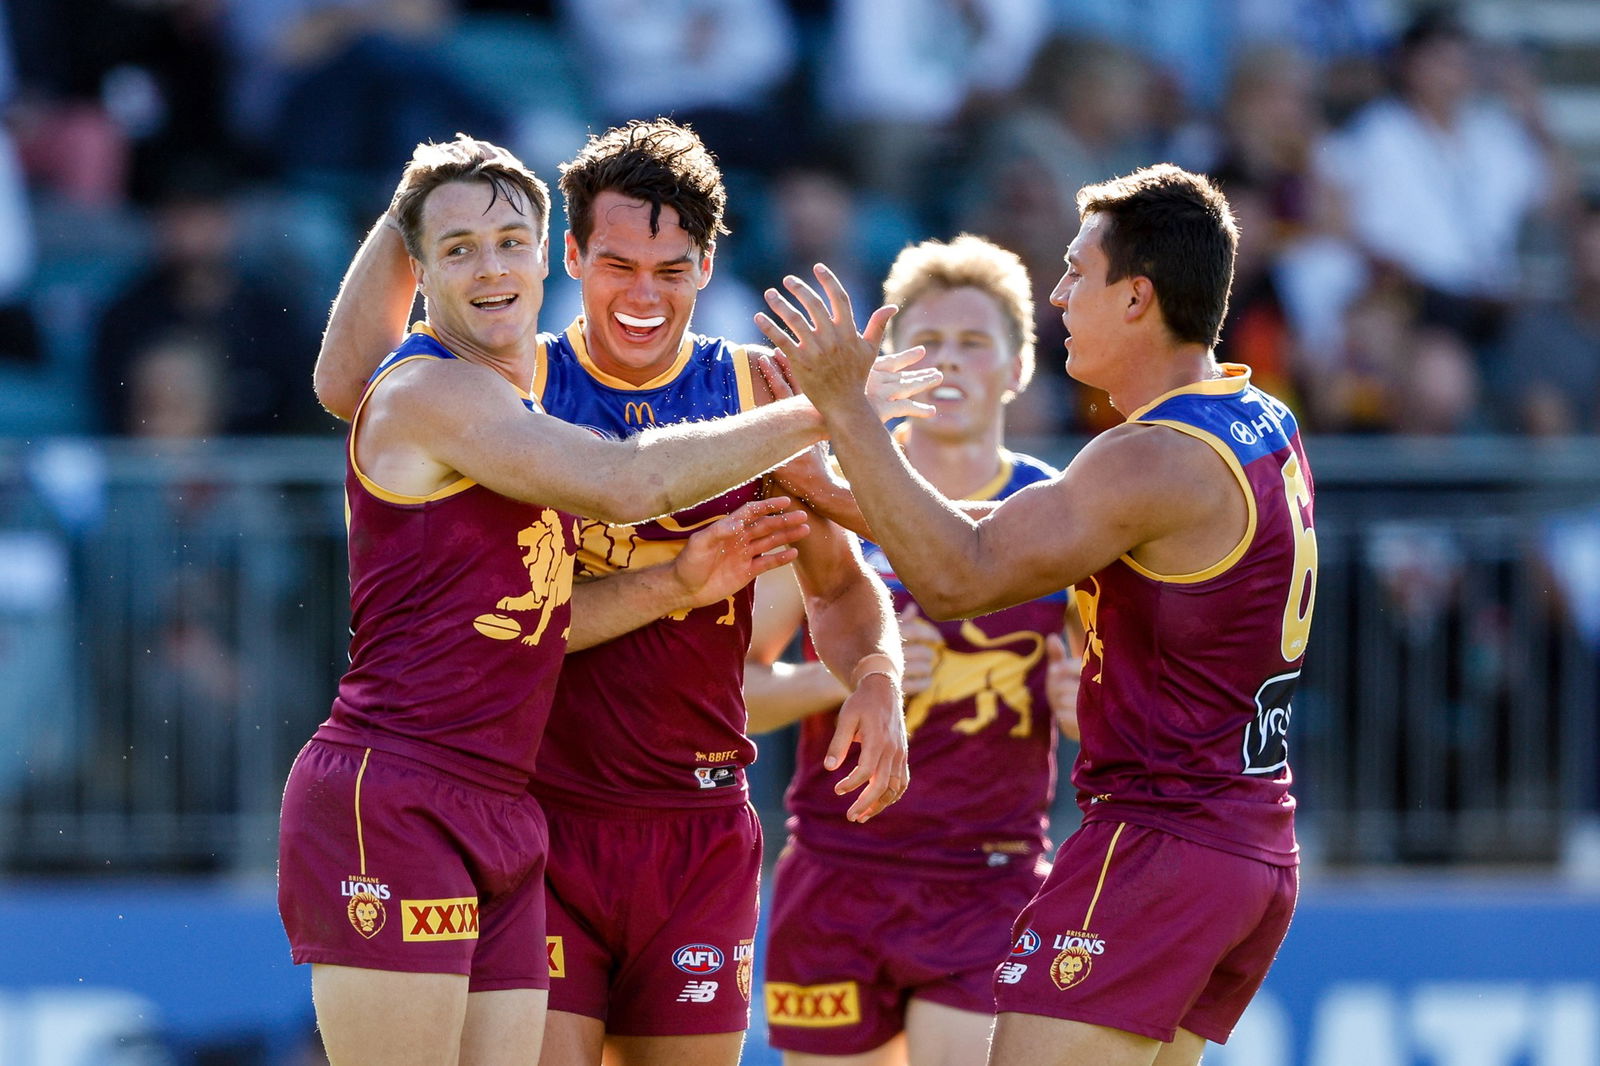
[989,1011,1161,1066]
[460,987,548,1066]
[1151,1028,1206,1066]
[604,1030,746,1066]
[538,1008,606,1066]
[904,998,994,1066]
[780,1031,907,1066]
[312,964,468,1066]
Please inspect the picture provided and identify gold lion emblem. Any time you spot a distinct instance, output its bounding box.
[488,510,576,645]
[903,620,1044,740]
[1049,948,1092,991]
[347,892,386,939]
[736,951,753,1001]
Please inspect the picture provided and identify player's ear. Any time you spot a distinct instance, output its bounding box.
[563,230,581,280]
[410,256,429,299]
[696,240,716,291]
[1125,276,1156,323]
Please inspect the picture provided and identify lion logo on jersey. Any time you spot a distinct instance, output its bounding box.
[573,514,737,625]
[475,509,575,646]
[1073,579,1105,684]
[1049,947,1092,990]
[903,620,1044,740]
[347,892,386,939]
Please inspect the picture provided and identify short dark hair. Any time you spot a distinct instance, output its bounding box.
[558,119,729,254]
[392,134,551,259]
[1075,164,1238,348]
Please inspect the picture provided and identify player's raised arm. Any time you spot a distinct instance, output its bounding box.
[761,265,1200,618]
[314,213,415,421]
[367,356,829,525]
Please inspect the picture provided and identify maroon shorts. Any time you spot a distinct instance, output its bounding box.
[543,800,761,1035]
[992,820,1297,1044]
[763,843,1046,1054]
[277,739,550,991]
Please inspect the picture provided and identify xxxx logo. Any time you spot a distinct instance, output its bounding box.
[548,936,565,979]
[401,897,480,942]
[765,981,861,1028]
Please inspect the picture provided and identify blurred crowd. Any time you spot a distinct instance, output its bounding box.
[1,0,1598,440]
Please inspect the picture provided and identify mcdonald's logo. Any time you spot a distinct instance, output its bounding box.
[623,402,657,426]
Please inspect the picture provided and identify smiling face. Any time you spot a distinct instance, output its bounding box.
[412,179,549,359]
[1049,212,1133,391]
[894,286,1020,443]
[565,190,713,384]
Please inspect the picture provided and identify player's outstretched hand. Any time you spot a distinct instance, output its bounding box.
[671,497,810,610]
[825,671,909,823]
[897,603,941,699]
[1046,632,1082,741]
[755,352,842,507]
[756,263,937,422]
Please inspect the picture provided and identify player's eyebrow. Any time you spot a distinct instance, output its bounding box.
[436,221,535,244]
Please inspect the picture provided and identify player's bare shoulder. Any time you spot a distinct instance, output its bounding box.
[1092,420,1250,573]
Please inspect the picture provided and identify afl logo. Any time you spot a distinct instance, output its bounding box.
[1011,929,1042,957]
[1230,421,1258,445]
[672,944,725,974]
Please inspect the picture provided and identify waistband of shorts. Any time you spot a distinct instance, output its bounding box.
[784,834,1047,881]
[1081,805,1300,867]
[312,725,531,795]
[530,776,751,818]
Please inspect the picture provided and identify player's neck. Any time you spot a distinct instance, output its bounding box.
[430,322,538,391]
[900,422,1006,500]
[1107,344,1222,414]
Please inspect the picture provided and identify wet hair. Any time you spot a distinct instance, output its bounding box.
[391,134,551,259]
[1075,164,1238,348]
[558,119,729,254]
[882,234,1037,395]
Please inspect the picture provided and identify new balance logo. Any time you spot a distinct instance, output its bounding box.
[997,962,1029,985]
[677,980,719,1003]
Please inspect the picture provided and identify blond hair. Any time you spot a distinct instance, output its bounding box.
[883,234,1036,394]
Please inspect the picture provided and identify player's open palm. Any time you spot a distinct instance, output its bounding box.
[671,497,810,610]
[757,264,938,419]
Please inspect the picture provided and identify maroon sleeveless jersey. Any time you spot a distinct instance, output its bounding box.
[786,450,1070,874]
[1074,366,1315,865]
[315,330,578,788]
[529,322,765,809]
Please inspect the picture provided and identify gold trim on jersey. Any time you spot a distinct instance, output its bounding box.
[531,333,550,402]
[1121,362,1253,422]
[1119,418,1256,584]
[566,317,694,391]
[1082,822,1127,930]
[348,351,479,504]
[731,345,758,412]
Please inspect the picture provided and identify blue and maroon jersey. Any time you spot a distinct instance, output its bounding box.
[317,326,578,789]
[1073,364,1315,866]
[529,319,766,809]
[787,449,1071,875]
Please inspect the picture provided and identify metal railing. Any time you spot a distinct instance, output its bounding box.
[1,435,1596,874]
